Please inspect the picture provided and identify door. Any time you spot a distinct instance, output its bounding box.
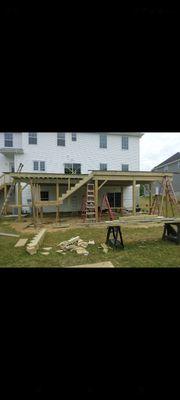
[9,162,15,172]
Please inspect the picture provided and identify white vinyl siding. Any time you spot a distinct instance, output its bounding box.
[29,133,37,145]
[4,133,13,147]
[100,134,107,148]
[57,133,65,146]
[164,165,168,172]
[122,136,129,150]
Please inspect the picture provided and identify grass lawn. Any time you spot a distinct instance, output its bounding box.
[0,218,180,267]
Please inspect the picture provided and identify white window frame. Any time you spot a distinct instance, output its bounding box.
[72,133,77,142]
[4,133,13,147]
[100,163,107,171]
[33,161,39,171]
[122,136,129,150]
[100,134,107,149]
[122,164,129,172]
[57,133,65,146]
[29,133,37,145]
[40,161,45,171]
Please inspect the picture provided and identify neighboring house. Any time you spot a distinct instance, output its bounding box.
[152,152,180,199]
[0,132,143,213]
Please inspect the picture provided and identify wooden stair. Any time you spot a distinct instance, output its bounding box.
[59,172,94,204]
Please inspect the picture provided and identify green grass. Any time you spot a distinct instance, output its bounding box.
[0,219,180,267]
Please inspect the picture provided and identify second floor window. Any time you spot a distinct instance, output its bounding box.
[33,161,45,171]
[100,163,107,171]
[29,133,37,145]
[4,133,13,147]
[64,163,81,174]
[122,136,129,150]
[72,133,77,141]
[57,133,65,146]
[164,165,168,172]
[100,134,107,148]
[122,164,129,171]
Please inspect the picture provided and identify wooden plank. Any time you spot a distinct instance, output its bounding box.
[15,238,28,248]
[0,232,20,238]
[4,184,7,215]
[98,179,108,191]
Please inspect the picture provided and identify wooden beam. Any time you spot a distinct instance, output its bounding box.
[133,179,136,216]
[4,184,7,215]
[149,184,152,214]
[68,177,71,190]
[30,180,36,227]
[18,182,22,222]
[95,179,99,222]
[98,179,108,191]
[21,183,29,192]
[56,180,60,223]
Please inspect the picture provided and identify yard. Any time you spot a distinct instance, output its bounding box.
[0,215,180,267]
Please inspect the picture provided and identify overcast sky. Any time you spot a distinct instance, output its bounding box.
[140,133,180,171]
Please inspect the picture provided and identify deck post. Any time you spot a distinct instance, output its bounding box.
[30,180,36,227]
[149,183,152,214]
[18,182,22,222]
[4,184,7,215]
[56,179,60,223]
[95,179,99,222]
[133,179,136,215]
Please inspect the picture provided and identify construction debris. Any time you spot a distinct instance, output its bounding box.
[88,240,95,245]
[43,247,52,251]
[76,248,89,255]
[101,243,109,254]
[0,232,20,238]
[40,252,50,256]
[15,238,28,248]
[56,249,64,254]
[26,228,47,255]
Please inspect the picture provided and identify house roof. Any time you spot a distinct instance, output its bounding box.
[153,152,180,169]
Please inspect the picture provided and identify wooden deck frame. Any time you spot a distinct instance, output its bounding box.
[2,171,173,224]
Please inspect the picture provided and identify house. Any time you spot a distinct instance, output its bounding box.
[152,152,180,199]
[0,132,144,215]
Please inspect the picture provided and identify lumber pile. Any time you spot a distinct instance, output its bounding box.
[56,236,95,256]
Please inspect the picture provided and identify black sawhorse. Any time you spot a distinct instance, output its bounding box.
[162,222,180,245]
[106,225,124,249]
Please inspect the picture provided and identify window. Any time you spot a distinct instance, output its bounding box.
[40,191,49,201]
[100,134,107,148]
[57,133,65,146]
[40,161,45,171]
[4,133,13,147]
[33,161,45,171]
[64,163,81,174]
[33,161,39,171]
[178,161,180,169]
[29,133,37,144]
[100,163,107,171]
[122,164,129,172]
[107,192,121,208]
[164,165,168,172]
[122,136,129,150]
[72,133,77,141]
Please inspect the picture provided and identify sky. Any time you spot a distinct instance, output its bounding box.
[140,133,180,171]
